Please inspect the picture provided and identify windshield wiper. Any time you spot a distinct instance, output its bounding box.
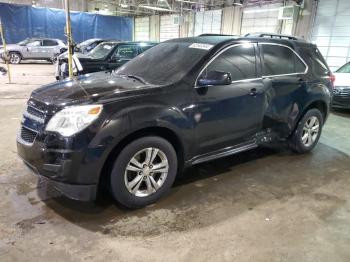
[126,74,148,85]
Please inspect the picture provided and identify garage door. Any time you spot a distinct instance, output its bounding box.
[134,17,150,41]
[241,2,283,35]
[311,0,350,71]
[160,15,179,42]
[194,10,222,36]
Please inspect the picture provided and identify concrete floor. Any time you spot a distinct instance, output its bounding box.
[1,63,350,262]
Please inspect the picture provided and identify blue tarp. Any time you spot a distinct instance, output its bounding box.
[0,3,133,44]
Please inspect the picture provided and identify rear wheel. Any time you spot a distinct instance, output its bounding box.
[110,136,178,209]
[289,108,323,153]
[9,52,21,64]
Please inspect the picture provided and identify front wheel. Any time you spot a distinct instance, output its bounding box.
[110,136,178,209]
[9,52,21,64]
[289,108,324,153]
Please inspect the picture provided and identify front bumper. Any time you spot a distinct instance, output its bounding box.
[17,137,98,201]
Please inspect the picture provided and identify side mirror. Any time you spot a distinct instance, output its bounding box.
[110,55,121,62]
[197,70,232,87]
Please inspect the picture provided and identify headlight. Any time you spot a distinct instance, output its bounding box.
[46,105,103,136]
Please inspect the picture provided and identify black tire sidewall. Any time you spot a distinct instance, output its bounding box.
[292,108,324,153]
[110,136,178,209]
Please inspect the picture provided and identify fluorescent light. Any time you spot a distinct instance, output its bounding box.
[120,3,128,8]
[139,5,174,12]
[243,8,279,14]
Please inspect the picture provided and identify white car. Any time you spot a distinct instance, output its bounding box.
[0,38,66,64]
[332,62,350,109]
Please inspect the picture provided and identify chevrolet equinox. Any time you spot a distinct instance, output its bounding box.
[17,34,334,208]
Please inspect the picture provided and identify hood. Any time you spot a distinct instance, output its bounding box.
[31,71,159,106]
[58,51,88,59]
[333,73,350,87]
[58,52,96,62]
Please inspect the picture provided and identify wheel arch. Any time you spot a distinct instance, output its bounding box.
[303,100,328,123]
[9,51,22,57]
[292,99,329,135]
[97,126,185,193]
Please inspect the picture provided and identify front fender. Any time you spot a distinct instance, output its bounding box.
[82,99,194,184]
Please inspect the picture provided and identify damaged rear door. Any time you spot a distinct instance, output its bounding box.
[259,43,308,136]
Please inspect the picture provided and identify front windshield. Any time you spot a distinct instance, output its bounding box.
[115,42,211,85]
[337,62,350,73]
[88,43,115,59]
[17,39,30,46]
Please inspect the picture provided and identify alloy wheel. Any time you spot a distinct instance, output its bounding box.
[10,53,20,64]
[124,147,169,197]
[301,116,320,147]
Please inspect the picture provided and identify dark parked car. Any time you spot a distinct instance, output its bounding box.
[17,34,333,208]
[58,38,108,55]
[55,41,157,80]
[332,61,350,109]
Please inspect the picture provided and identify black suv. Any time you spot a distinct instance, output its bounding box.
[17,34,333,208]
[55,41,157,80]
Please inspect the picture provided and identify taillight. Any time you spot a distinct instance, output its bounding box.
[329,74,336,86]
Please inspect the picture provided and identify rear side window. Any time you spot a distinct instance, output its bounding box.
[43,40,58,46]
[261,44,306,76]
[205,44,257,82]
[299,46,329,76]
[115,45,139,59]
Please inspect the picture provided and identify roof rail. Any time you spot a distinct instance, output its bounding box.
[198,33,238,37]
[245,33,303,41]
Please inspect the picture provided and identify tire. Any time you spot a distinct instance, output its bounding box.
[9,52,21,64]
[289,108,324,153]
[110,136,178,209]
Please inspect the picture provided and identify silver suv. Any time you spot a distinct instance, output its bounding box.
[0,38,66,64]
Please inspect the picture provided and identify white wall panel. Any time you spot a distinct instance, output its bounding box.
[150,15,160,42]
[180,13,195,38]
[240,3,283,35]
[134,17,150,41]
[221,6,242,35]
[312,0,350,71]
[160,15,179,42]
[194,10,222,36]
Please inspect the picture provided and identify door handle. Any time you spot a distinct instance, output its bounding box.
[250,88,257,96]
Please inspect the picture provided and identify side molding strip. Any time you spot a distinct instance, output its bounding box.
[191,142,258,165]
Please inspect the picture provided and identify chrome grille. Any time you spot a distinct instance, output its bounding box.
[333,87,350,96]
[19,101,48,145]
[20,126,37,144]
[27,105,45,119]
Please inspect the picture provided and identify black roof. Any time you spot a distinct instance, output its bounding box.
[167,35,238,45]
[101,41,158,45]
[166,33,310,48]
